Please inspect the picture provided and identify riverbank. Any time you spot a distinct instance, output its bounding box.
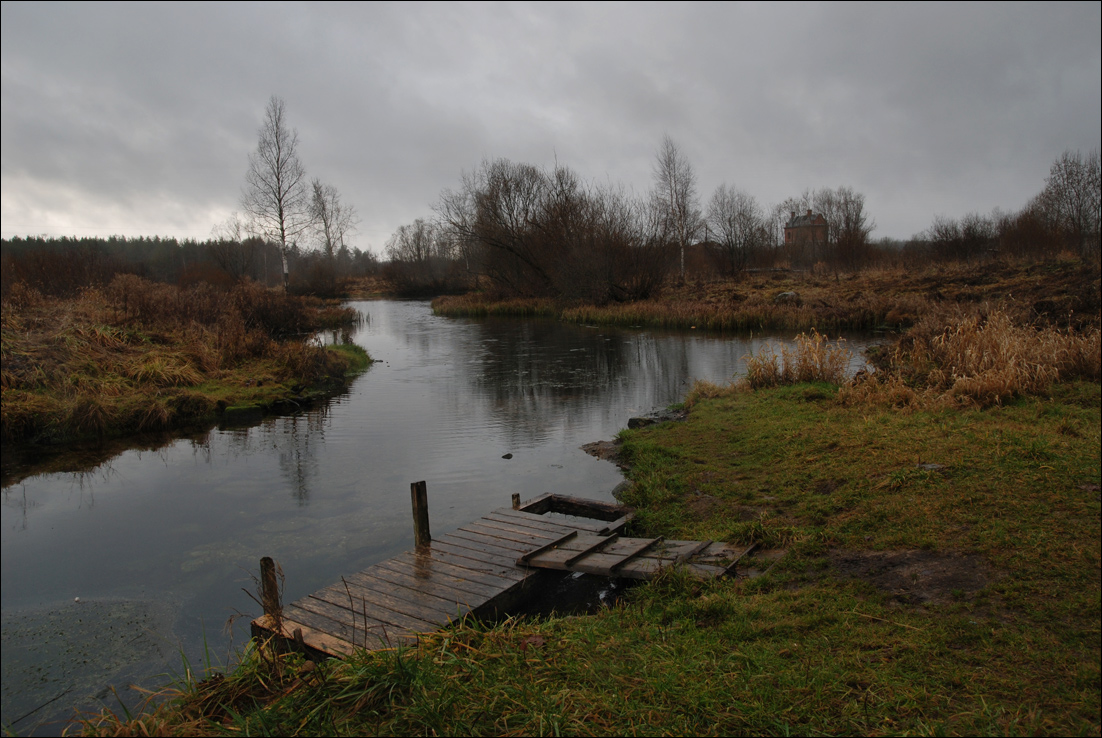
[1,276,371,447]
[433,257,1101,333]
[75,305,1100,736]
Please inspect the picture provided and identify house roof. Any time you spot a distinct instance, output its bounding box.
[786,212,827,228]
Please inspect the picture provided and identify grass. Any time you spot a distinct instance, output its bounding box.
[1,276,370,445]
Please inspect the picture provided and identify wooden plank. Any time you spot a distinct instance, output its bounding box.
[253,613,357,657]
[449,527,539,553]
[489,508,607,534]
[420,540,529,574]
[565,534,621,566]
[345,568,483,614]
[460,521,555,548]
[521,534,617,569]
[722,543,759,577]
[442,528,541,555]
[386,549,522,589]
[517,531,578,564]
[296,587,441,633]
[597,512,635,535]
[425,539,533,578]
[471,518,564,542]
[693,541,742,564]
[609,537,662,573]
[312,579,464,625]
[283,602,413,650]
[341,569,476,617]
[374,551,514,594]
[597,557,665,579]
[482,511,592,536]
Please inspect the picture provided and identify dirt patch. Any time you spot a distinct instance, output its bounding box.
[812,478,846,495]
[581,440,624,467]
[829,549,990,605]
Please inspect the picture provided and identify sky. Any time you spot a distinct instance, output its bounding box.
[2,1,1099,255]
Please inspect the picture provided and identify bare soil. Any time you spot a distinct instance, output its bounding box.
[829,549,991,605]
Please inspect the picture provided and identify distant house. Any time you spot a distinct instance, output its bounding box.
[784,209,828,246]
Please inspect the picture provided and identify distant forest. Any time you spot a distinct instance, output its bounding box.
[2,149,1097,303]
[0,234,378,299]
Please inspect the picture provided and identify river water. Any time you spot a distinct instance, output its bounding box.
[1,299,877,734]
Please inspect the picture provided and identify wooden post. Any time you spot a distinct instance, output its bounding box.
[511,493,520,510]
[411,480,431,547]
[260,556,281,621]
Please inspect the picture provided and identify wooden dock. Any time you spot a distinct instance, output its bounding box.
[252,491,761,659]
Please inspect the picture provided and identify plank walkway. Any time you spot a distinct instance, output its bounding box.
[252,494,756,659]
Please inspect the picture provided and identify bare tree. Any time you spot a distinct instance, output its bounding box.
[707,184,766,276]
[1036,149,1101,258]
[208,211,261,282]
[652,135,701,280]
[241,95,310,289]
[832,186,875,270]
[310,178,358,260]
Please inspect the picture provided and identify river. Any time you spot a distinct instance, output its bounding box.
[1,299,878,734]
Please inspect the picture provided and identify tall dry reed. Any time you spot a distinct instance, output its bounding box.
[743,330,853,389]
[840,309,1101,408]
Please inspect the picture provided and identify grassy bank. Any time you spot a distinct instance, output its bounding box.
[1,275,370,445]
[434,258,1100,333]
[75,306,1100,736]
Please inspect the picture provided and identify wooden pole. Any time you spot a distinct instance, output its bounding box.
[260,556,281,620]
[511,493,521,510]
[411,480,431,547]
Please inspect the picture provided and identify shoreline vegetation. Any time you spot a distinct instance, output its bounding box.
[432,258,1100,334]
[1,274,370,448]
[68,257,1101,736]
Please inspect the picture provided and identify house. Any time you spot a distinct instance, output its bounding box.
[784,209,828,246]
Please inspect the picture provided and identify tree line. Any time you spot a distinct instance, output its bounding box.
[385,139,1099,299]
[0,233,378,299]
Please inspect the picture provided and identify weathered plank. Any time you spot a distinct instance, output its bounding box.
[297,587,440,633]
[344,569,480,613]
[313,579,464,625]
[252,497,667,658]
[489,508,609,534]
[426,537,532,577]
[517,531,578,564]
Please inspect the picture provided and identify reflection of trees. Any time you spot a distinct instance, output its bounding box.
[1,430,207,491]
[274,407,330,505]
[463,318,630,443]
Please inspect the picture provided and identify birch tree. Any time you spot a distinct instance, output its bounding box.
[241,96,310,289]
[652,135,701,280]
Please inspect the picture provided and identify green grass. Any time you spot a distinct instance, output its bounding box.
[77,379,1100,737]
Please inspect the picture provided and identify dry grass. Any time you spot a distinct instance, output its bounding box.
[744,329,853,389]
[840,309,1102,408]
[1,275,364,444]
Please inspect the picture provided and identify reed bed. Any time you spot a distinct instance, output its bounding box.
[431,293,559,318]
[1,276,366,444]
[840,309,1102,408]
[434,258,1100,335]
[743,329,853,389]
[560,295,908,333]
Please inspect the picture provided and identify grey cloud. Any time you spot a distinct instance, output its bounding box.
[2,1,1099,249]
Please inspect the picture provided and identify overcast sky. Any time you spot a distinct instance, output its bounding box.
[2,1,1099,254]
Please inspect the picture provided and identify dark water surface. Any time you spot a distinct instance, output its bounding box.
[1,300,877,734]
